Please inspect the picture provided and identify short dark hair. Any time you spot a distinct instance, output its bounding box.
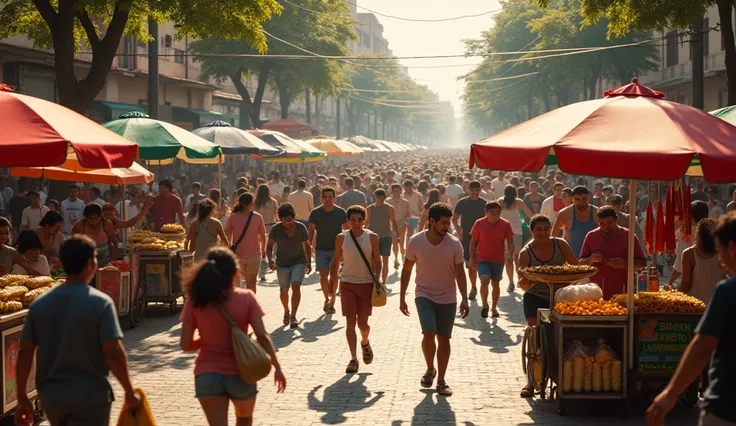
[553,182,564,190]
[346,205,366,219]
[40,211,64,227]
[374,188,386,198]
[27,191,40,199]
[608,194,624,206]
[60,235,97,275]
[692,200,709,223]
[562,187,573,196]
[391,184,402,191]
[16,230,42,254]
[159,179,173,191]
[345,178,355,187]
[529,214,551,229]
[277,203,296,219]
[449,176,457,183]
[468,180,481,190]
[273,170,281,179]
[298,179,307,189]
[0,218,9,229]
[403,180,414,188]
[572,185,589,196]
[83,203,103,217]
[192,182,201,190]
[603,185,614,193]
[713,212,736,249]
[485,201,501,211]
[90,187,101,197]
[428,202,453,222]
[321,186,336,197]
[597,205,617,219]
[68,184,80,190]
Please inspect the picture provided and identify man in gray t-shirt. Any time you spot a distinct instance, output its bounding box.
[452,181,488,301]
[15,235,140,426]
[337,178,367,209]
[268,203,312,328]
[308,187,347,314]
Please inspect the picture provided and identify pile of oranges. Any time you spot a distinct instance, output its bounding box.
[554,299,628,316]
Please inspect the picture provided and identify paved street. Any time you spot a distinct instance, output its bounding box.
[50,255,701,425]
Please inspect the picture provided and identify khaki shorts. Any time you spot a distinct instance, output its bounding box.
[239,254,262,276]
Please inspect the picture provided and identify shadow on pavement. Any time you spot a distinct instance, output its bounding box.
[388,389,477,426]
[454,300,523,354]
[307,373,384,424]
[270,314,344,349]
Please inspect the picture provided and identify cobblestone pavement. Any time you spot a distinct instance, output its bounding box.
[42,254,700,425]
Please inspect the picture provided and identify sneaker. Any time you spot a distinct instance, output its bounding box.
[481,305,489,319]
[468,286,477,301]
[289,316,298,329]
[507,282,515,293]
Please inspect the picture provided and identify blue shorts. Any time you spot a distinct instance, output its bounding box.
[378,237,392,257]
[408,217,420,229]
[277,264,306,290]
[477,262,504,281]
[415,297,457,339]
[195,373,257,400]
[315,249,335,271]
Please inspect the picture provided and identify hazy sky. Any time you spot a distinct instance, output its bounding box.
[354,0,502,118]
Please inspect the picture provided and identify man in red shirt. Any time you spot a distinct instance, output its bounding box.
[151,179,185,231]
[469,201,514,318]
[579,206,647,299]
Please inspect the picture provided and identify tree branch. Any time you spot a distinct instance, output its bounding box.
[76,11,101,50]
[98,1,130,54]
[30,0,58,29]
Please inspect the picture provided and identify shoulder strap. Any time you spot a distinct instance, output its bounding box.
[216,303,237,328]
[349,230,376,280]
[232,212,253,250]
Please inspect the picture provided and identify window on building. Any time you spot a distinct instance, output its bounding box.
[174,49,186,64]
[120,36,136,70]
[666,31,678,67]
[720,90,728,108]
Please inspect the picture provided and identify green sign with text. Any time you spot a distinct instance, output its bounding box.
[637,318,699,373]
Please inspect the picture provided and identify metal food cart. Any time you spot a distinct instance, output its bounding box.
[95,270,138,328]
[132,250,192,314]
[0,310,42,421]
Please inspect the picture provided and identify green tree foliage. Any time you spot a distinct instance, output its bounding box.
[463,0,658,134]
[0,0,281,112]
[556,0,736,105]
[191,0,354,127]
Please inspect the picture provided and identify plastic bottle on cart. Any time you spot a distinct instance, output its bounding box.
[647,266,660,292]
[637,271,648,293]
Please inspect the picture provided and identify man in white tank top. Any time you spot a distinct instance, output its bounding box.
[330,206,382,374]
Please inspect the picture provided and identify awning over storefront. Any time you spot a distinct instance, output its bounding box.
[172,107,225,129]
[89,100,144,123]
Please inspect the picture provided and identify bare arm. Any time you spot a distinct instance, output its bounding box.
[557,239,580,265]
[177,201,186,227]
[519,199,534,221]
[259,227,266,258]
[452,212,462,234]
[308,223,316,249]
[266,238,276,265]
[454,262,469,306]
[517,249,531,290]
[179,320,201,352]
[215,222,229,246]
[419,209,428,231]
[329,234,344,294]
[399,259,416,315]
[105,219,118,261]
[469,234,479,266]
[678,249,695,293]
[185,222,197,252]
[116,199,153,229]
[506,233,515,262]
[552,209,566,238]
[365,207,372,229]
[370,233,382,279]
[388,205,399,238]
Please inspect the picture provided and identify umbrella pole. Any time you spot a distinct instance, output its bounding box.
[627,179,637,369]
[218,153,223,193]
[121,184,127,257]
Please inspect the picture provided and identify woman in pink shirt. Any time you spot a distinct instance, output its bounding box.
[180,247,286,426]
[225,194,266,292]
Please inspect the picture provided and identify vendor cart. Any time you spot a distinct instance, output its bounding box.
[132,250,192,314]
[95,269,135,327]
[0,310,42,421]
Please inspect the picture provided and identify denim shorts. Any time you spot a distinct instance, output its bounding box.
[408,217,420,229]
[378,237,392,257]
[477,261,504,281]
[315,249,335,271]
[277,264,306,290]
[415,297,457,338]
[195,373,258,400]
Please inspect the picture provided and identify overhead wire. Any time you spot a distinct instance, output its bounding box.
[344,0,503,22]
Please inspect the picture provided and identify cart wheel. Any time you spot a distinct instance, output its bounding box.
[618,402,628,419]
[169,300,178,314]
[34,399,45,422]
[682,382,700,407]
[538,323,549,394]
[521,326,531,374]
[554,387,565,416]
[129,284,146,327]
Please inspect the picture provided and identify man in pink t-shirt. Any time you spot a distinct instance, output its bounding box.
[151,179,185,231]
[400,202,469,397]
[469,201,514,319]
[580,206,647,299]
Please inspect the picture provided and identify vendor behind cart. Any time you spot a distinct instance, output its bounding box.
[71,204,118,267]
[102,196,153,230]
[579,206,646,299]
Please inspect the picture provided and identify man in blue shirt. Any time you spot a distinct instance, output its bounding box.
[647,213,736,426]
[15,235,140,425]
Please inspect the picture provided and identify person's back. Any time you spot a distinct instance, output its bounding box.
[690,247,725,304]
[367,204,391,239]
[290,189,313,221]
[338,189,366,209]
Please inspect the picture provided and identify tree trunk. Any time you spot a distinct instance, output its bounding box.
[278,87,291,119]
[231,69,255,129]
[39,0,129,112]
[250,66,270,128]
[588,61,603,100]
[346,101,357,136]
[718,0,736,105]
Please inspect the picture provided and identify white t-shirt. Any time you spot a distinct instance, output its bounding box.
[445,183,464,201]
[11,255,50,276]
[491,178,509,199]
[405,192,424,218]
[289,190,314,221]
[540,196,559,225]
[22,205,50,230]
[61,199,86,234]
[269,181,286,200]
[481,190,496,201]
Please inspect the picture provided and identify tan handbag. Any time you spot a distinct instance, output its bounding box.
[348,230,387,307]
[217,304,272,384]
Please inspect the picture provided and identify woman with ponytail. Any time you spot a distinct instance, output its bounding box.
[180,247,286,426]
[185,199,229,261]
[225,193,266,291]
[500,184,534,292]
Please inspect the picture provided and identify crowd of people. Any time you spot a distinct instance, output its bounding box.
[3,150,736,425]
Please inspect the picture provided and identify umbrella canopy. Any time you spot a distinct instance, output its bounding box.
[377,141,405,152]
[249,130,325,163]
[306,137,364,156]
[469,79,736,182]
[193,121,282,156]
[11,150,154,185]
[0,84,138,168]
[347,136,376,152]
[103,112,221,164]
[262,118,318,133]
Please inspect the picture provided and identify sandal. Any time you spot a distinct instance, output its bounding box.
[289,316,298,329]
[492,309,500,318]
[520,384,535,398]
[436,380,453,396]
[283,311,290,326]
[421,369,437,388]
[361,341,374,365]
[346,359,359,374]
[323,301,330,314]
